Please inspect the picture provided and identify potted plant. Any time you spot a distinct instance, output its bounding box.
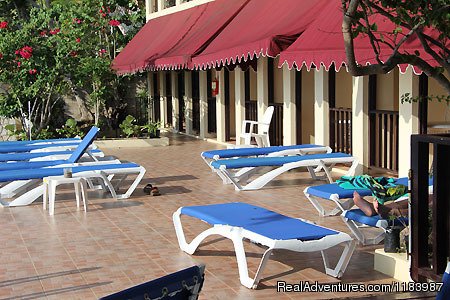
[141,121,161,138]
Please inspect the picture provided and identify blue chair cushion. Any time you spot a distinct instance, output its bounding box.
[202,144,323,159]
[343,209,408,228]
[210,153,351,169]
[436,264,450,300]
[181,202,339,241]
[306,177,409,200]
[0,149,102,162]
[0,163,140,182]
[0,141,81,153]
[0,127,99,170]
[0,137,79,146]
[306,183,372,199]
[99,265,204,300]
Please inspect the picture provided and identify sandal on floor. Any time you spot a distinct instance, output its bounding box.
[143,184,153,195]
[150,187,161,196]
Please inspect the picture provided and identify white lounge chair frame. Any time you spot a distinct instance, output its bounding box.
[303,187,356,217]
[214,156,359,191]
[203,146,332,185]
[342,184,433,245]
[173,208,356,289]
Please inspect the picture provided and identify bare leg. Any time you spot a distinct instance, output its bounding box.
[353,191,377,217]
[373,201,393,219]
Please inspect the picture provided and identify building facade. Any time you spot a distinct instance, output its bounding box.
[137,0,448,177]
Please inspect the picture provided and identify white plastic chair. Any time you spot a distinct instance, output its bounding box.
[239,106,274,147]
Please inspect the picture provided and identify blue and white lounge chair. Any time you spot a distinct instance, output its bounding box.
[437,261,450,300]
[173,202,356,289]
[0,126,101,170]
[0,162,146,207]
[201,144,331,163]
[0,148,104,162]
[0,139,87,153]
[0,137,80,145]
[342,205,409,245]
[99,264,205,300]
[209,153,358,191]
[202,144,332,185]
[304,177,409,217]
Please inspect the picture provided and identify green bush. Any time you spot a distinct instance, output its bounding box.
[56,118,85,138]
[119,115,140,137]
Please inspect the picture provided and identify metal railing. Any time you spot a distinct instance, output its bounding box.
[245,101,257,121]
[369,109,399,172]
[207,98,216,133]
[270,103,283,146]
[192,98,200,132]
[329,107,352,154]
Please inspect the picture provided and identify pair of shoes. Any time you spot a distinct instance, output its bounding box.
[143,184,161,196]
[150,187,161,196]
[143,183,153,194]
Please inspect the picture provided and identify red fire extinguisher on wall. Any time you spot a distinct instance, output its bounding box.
[211,78,219,97]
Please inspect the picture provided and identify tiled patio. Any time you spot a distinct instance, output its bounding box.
[0,133,407,299]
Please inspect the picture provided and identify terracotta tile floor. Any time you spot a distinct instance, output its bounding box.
[0,133,405,299]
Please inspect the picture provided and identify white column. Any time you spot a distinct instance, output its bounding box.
[199,71,208,139]
[216,69,226,142]
[234,68,246,145]
[283,65,296,145]
[171,72,179,132]
[175,0,181,5]
[398,67,420,177]
[159,72,167,127]
[145,0,152,20]
[147,72,155,121]
[352,76,369,175]
[157,0,164,11]
[184,71,193,135]
[257,57,269,133]
[314,67,330,146]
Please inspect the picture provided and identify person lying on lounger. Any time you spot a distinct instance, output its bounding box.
[353,191,408,219]
[336,175,408,219]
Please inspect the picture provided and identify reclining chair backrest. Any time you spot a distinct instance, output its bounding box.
[99,264,205,300]
[259,106,274,135]
[436,262,450,300]
[67,127,99,163]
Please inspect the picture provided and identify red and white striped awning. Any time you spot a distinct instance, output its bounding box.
[278,1,445,75]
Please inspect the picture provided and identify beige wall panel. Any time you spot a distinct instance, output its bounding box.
[335,70,352,108]
[229,71,236,136]
[301,69,315,144]
[376,70,399,111]
[249,68,257,100]
[428,76,449,124]
[273,57,283,103]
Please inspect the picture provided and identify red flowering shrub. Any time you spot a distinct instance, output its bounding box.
[29,69,37,74]
[0,21,8,29]
[109,20,120,26]
[49,28,60,35]
[16,46,33,59]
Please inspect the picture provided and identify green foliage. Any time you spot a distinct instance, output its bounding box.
[119,114,140,137]
[5,124,56,140]
[0,0,146,133]
[343,0,450,94]
[401,93,450,104]
[56,118,85,137]
[141,121,161,137]
[119,115,161,138]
